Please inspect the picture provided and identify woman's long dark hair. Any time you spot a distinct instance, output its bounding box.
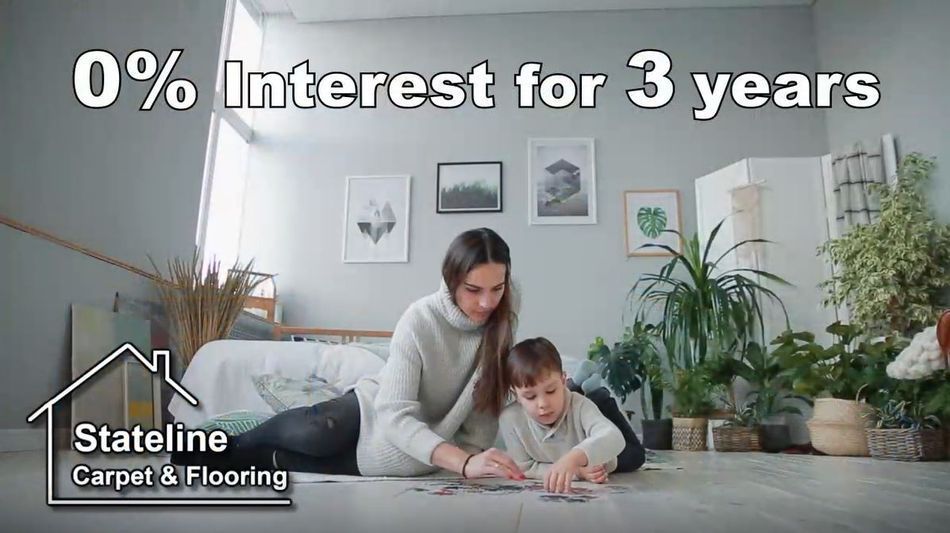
[442,228,516,417]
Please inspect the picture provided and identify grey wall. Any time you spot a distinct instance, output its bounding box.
[0,0,226,429]
[240,7,828,367]
[814,0,950,222]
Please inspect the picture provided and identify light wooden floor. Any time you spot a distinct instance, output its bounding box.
[1,449,948,532]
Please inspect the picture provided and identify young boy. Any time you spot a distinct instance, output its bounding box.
[499,337,646,493]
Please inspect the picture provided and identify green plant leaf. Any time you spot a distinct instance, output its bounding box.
[637,207,668,238]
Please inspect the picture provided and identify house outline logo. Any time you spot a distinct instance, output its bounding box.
[27,342,292,507]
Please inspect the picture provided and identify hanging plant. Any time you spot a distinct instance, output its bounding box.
[819,153,950,336]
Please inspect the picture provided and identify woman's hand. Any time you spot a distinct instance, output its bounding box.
[465,448,525,480]
[578,464,608,484]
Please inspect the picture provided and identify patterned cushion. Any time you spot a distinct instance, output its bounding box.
[198,410,272,436]
[252,373,343,412]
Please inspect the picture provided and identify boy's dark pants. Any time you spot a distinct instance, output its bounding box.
[568,379,647,472]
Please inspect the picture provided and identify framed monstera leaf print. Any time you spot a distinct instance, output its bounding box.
[624,189,682,257]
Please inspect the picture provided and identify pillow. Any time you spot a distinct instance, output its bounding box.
[198,410,272,436]
[347,341,391,361]
[252,374,343,413]
[315,344,386,391]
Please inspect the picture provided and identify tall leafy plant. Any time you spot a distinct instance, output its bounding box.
[628,219,790,373]
[819,153,950,335]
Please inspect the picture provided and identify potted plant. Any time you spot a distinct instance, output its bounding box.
[629,220,790,430]
[864,394,945,462]
[888,319,950,456]
[819,153,950,337]
[589,324,675,448]
[777,322,906,456]
[712,398,761,452]
[670,363,719,451]
[747,384,805,453]
[151,252,265,366]
[612,322,673,450]
[640,336,673,450]
[706,338,809,453]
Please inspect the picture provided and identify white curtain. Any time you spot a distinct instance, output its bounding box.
[831,139,888,235]
[824,135,897,325]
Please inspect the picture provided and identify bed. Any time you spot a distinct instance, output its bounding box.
[168,328,393,428]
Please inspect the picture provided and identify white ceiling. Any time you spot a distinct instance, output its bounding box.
[258,0,812,22]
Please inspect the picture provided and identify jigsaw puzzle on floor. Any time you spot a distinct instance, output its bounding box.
[402,480,631,504]
[398,451,682,504]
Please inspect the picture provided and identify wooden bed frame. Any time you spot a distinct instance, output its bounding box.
[271,324,393,343]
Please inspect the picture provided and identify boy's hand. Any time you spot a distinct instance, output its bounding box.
[579,464,608,484]
[543,450,587,493]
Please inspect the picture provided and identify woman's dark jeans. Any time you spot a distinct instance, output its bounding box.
[173,390,362,474]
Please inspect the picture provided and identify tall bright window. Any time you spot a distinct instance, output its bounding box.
[196,0,262,269]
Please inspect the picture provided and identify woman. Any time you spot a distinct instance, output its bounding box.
[174,228,524,480]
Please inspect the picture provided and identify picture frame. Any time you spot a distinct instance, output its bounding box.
[70,305,151,436]
[624,189,683,257]
[123,359,156,430]
[342,175,411,263]
[528,138,597,225]
[436,161,503,213]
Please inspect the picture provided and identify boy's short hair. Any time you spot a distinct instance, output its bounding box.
[505,337,563,389]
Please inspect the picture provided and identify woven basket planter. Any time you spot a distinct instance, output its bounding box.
[807,399,873,456]
[672,417,708,451]
[712,425,761,452]
[866,428,946,462]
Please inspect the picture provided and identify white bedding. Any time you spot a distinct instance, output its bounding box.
[169,340,385,427]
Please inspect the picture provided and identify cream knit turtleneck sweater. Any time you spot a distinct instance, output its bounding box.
[353,281,500,476]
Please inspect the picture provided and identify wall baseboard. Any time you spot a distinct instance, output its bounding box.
[0,429,45,452]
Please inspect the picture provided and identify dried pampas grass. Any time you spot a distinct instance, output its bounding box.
[150,252,265,366]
